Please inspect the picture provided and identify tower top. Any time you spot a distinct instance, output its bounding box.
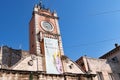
[33,0,59,20]
[38,0,42,7]
[37,0,45,9]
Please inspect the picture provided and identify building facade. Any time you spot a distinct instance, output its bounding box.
[0,1,120,80]
[76,44,120,80]
[0,46,29,68]
[0,2,89,80]
[0,46,87,80]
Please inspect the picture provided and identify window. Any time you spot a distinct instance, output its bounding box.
[108,73,114,80]
[87,77,92,80]
[97,72,104,80]
[111,57,118,63]
[69,63,74,69]
[32,45,34,48]
[80,63,84,67]
[37,32,40,42]
[32,31,34,34]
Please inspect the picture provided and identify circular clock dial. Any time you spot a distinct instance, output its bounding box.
[41,21,54,32]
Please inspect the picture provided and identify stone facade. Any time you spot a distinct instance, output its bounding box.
[0,46,22,68]
[0,69,86,80]
[0,46,88,80]
[76,45,120,80]
[2,1,120,80]
[0,2,96,79]
[0,46,30,68]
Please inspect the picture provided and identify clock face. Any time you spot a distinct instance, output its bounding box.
[41,21,54,32]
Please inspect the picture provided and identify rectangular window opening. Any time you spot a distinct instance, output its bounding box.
[97,72,104,80]
[108,73,114,80]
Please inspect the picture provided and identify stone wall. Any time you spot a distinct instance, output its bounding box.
[0,69,85,80]
[0,46,30,69]
[106,50,120,73]
[12,55,43,71]
[61,56,85,74]
[1,46,22,68]
[79,57,120,80]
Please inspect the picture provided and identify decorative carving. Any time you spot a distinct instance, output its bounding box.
[28,60,33,66]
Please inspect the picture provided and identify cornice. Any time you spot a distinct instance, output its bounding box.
[33,11,59,19]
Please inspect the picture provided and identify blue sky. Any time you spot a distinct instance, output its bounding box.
[0,0,120,61]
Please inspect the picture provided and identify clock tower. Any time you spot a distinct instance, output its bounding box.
[29,2,64,74]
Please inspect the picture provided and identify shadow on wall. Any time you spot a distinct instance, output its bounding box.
[1,46,22,68]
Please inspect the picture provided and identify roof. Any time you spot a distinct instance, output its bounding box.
[99,45,120,59]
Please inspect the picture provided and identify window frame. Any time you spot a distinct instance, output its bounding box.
[97,72,104,80]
